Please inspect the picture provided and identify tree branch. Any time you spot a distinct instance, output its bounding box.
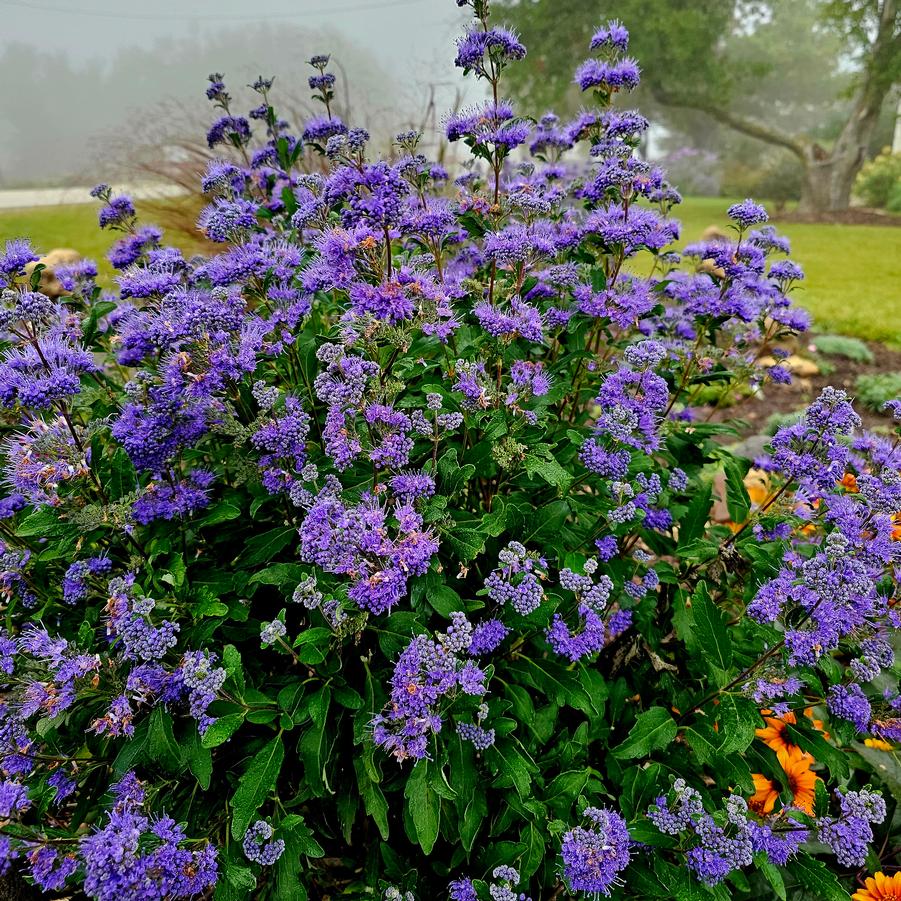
[651,87,808,161]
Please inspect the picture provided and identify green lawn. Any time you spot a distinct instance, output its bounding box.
[1,195,899,343]
[673,196,901,345]
[0,201,205,283]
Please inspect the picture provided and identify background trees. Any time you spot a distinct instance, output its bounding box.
[497,0,900,212]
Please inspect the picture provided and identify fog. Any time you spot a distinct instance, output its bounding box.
[0,0,469,187]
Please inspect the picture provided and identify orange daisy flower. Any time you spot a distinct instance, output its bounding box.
[756,709,828,753]
[779,747,818,814]
[892,512,901,541]
[749,773,778,815]
[749,748,819,816]
[853,872,901,901]
[756,711,798,754]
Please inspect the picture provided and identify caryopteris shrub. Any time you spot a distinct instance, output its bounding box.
[0,2,898,899]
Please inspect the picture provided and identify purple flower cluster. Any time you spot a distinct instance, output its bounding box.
[816,789,886,867]
[79,772,217,899]
[372,613,487,760]
[561,807,631,895]
[649,784,757,885]
[242,820,285,865]
[484,542,546,616]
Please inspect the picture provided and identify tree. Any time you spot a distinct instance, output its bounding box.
[496,0,901,213]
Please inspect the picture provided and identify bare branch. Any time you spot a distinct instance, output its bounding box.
[651,87,808,160]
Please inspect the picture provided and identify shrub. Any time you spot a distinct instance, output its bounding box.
[0,3,898,900]
[811,333,874,364]
[721,149,804,209]
[853,147,901,209]
[855,371,901,413]
[887,180,901,214]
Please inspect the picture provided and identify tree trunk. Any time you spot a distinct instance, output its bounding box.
[796,151,861,214]
[798,0,898,213]
[656,0,899,216]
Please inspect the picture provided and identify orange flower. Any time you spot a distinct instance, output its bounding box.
[888,509,901,537]
[853,872,901,901]
[756,711,798,754]
[839,472,859,493]
[744,469,772,507]
[749,773,778,815]
[749,748,819,816]
[779,747,818,814]
[756,708,828,753]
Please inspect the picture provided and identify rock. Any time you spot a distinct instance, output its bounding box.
[729,434,771,462]
[697,258,727,279]
[24,247,81,297]
[701,225,730,242]
[758,354,820,377]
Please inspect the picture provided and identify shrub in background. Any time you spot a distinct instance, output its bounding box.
[855,372,901,414]
[811,334,875,365]
[853,147,901,211]
[0,2,898,899]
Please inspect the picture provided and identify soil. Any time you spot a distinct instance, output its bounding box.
[708,339,901,438]
[776,207,901,227]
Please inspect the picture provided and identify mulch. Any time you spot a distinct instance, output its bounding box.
[708,339,901,437]
[776,208,901,227]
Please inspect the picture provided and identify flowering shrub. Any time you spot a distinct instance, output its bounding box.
[0,2,899,899]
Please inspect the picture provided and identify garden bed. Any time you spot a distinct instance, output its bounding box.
[712,338,901,435]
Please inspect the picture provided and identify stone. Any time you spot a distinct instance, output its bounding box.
[24,247,81,297]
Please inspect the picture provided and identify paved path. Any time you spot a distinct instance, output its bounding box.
[0,184,188,210]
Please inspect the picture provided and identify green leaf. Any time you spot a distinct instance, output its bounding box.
[239,526,296,567]
[249,563,307,587]
[222,645,246,695]
[489,741,534,798]
[281,813,325,858]
[147,707,184,772]
[195,588,229,618]
[855,742,901,802]
[201,712,245,748]
[612,707,677,759]
[755,853,787,900]
[787,853,851,900]
[405,760,440,855]
[354,755,389,840]
[716,695,761,754]
[690,580,732,674]
[185,731,213,791]
[215,862,257,901]
[785,723,850,780]
[619,763,663,820]
[679,481,712,546]
[723,457,751,523]
[523,452,572,492]
[198,502,242,527]
[461,790,487,852]
[438,448,476,495]
[230,735,285,839]
[298,714,330,796]
[442,527,486,562]
[518,820,544,879]
[424,575,463,617]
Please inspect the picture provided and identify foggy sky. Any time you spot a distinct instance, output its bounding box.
[0,0,471,187]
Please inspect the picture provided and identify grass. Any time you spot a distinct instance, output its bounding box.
[673,196,901,345]
[0,194,899,343]
[0,201,206,282]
